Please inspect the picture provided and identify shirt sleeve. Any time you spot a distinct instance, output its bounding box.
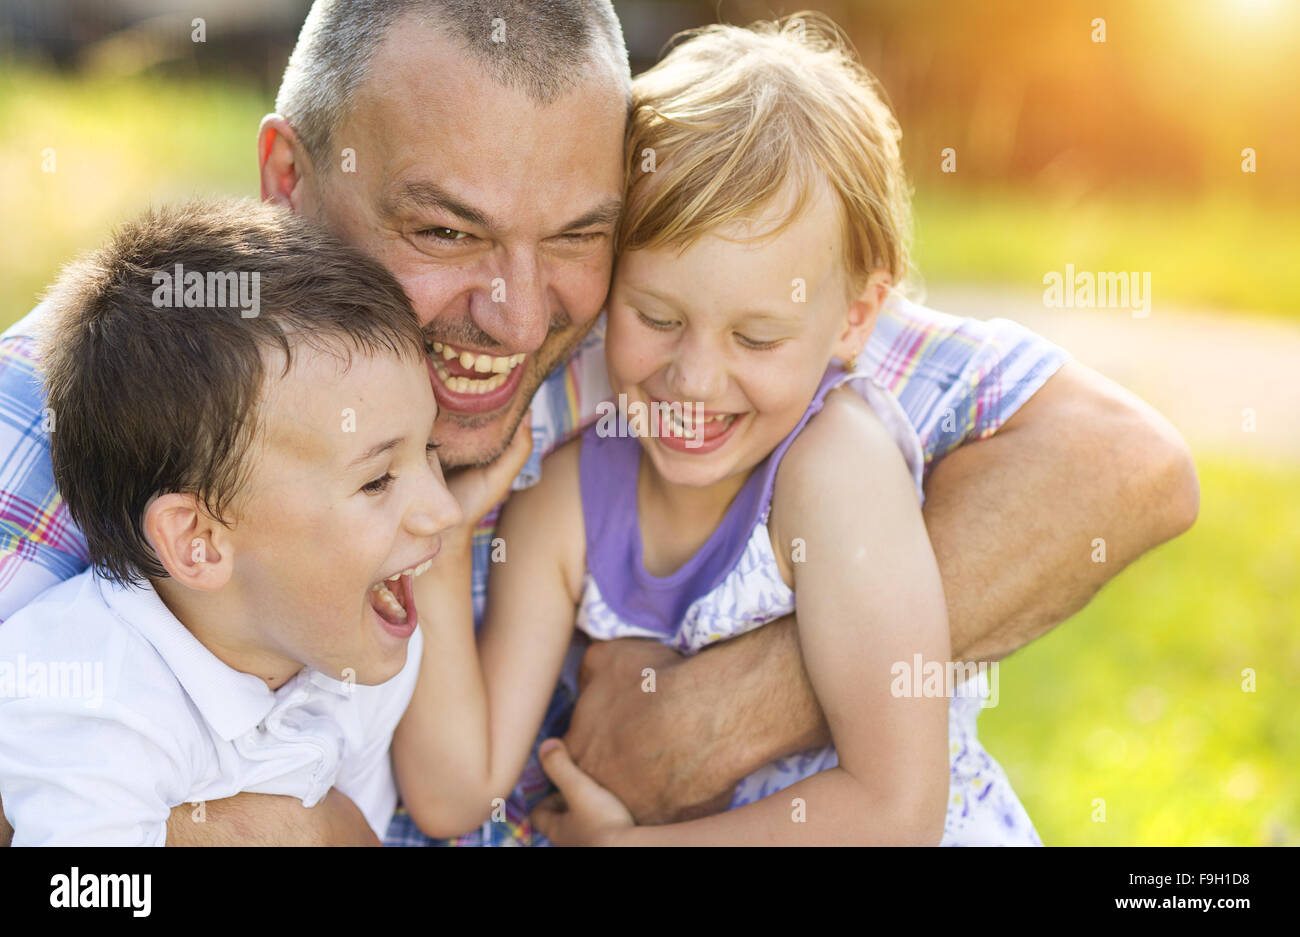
[0,695,189,846]
[868,300,1071,478]
[0,316,90,623]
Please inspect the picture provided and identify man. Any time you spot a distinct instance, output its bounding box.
[0,0,1197,846]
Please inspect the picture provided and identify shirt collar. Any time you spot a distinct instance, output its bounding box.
[97,574,284,741]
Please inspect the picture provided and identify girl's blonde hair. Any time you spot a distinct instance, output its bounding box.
[619,12,912,296]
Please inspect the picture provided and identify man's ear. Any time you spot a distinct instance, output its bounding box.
[833,271,892,364]
[258,114,315,212]
[143,493,234,592]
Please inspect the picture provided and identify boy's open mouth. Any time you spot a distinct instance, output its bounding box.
[368,556,435,630]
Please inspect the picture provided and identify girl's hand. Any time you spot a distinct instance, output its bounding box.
[530,739,635,846]
[439,414,533,553]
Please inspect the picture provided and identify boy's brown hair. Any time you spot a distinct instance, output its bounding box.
[39,198,426,585]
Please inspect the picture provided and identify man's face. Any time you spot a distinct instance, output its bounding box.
[300,20,626,468]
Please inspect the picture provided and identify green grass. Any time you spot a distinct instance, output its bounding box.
[0,66,268,330]
[912,187,1300,319]
[979,457,1300,845]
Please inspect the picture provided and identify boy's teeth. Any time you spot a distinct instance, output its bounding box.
[371,583,407,622]
[379,558,436,586]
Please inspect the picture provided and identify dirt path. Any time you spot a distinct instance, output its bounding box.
[923,285,1300,463]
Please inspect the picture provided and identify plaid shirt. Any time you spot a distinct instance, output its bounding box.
[0,296,1069,846]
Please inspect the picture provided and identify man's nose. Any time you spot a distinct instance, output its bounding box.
[472,250,549,353]
[668,331,726,402]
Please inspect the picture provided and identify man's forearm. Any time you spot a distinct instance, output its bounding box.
[925,361,1199,662]
[666,614,830,781]
[166,789,379,846]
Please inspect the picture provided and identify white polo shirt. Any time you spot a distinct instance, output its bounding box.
[0,570,422,845]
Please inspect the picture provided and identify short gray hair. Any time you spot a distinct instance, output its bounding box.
[275,0,631,170]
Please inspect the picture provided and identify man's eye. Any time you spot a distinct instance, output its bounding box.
[362,473,395,495]
[418,227,470,242]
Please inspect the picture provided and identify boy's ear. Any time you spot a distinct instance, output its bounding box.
[833,271,891,363]
[143,493,234,592]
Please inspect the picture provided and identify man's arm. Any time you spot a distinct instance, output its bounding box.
[164,789,379,846]
[564,361,1199,823]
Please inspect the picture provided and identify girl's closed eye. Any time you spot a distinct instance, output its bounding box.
[735,332,782,351]
[635,309,677,331]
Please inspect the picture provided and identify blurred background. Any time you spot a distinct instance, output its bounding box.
[0,0,1295,845]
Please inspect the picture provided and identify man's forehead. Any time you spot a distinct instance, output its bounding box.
[346,16,626,161]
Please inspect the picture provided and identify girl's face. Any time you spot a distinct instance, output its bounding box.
[607,184,880,491]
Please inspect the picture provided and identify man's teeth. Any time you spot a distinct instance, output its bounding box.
[428,341,526,394]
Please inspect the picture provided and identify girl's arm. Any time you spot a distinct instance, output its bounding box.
[533,390,951,845]
[393,435,587,838]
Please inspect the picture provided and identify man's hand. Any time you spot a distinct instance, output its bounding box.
[165,789,379,846]
[563,628,824,824]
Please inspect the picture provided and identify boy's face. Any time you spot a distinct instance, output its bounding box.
[224,346,462,686]
[606,184,868,491]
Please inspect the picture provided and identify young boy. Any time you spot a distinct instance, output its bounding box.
[0,199,464,845]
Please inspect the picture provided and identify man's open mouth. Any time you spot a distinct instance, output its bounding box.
[368,556,435,628]
[428,340,526,396]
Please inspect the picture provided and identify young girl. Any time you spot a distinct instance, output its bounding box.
[398,14,1040,846]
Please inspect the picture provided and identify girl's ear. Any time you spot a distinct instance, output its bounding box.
[833,271,892,365]
[143,493,234,592]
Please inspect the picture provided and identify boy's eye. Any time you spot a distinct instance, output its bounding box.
[361,472,395,495]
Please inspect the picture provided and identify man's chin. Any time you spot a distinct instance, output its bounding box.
[435,401,530,469]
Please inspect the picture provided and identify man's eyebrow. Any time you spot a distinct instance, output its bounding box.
[384,181,495,230]
[560,197,623,233]
[347,437,404,470]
